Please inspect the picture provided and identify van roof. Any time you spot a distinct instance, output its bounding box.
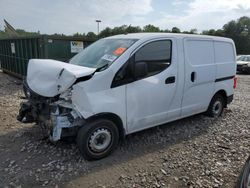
[107,32,233,42]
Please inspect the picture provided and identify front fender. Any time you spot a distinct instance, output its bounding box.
[71,83,127,131]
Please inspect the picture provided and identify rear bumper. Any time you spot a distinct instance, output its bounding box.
[227,94,234,105]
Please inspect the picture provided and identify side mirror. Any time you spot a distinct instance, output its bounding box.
[134,62,148,79]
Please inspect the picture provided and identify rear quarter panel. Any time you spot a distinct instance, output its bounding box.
[214,40,236,96]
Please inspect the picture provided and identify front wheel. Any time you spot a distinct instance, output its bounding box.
[206,94,225,117]
[77,119,119,160]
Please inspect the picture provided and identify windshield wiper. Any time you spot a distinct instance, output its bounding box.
[95,63,110,72]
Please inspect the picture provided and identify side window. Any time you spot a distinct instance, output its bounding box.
[135,40,172,77]
[111,40,172,88]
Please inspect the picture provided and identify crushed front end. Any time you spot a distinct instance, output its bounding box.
[17,81,84,141]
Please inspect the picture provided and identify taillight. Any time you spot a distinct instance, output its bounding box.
[233,76,237,89]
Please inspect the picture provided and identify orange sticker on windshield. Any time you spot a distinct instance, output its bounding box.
[113,47,126,55]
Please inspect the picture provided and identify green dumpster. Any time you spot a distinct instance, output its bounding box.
[0,35,94,78]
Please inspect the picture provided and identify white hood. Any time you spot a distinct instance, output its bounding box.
[27,59,96,97]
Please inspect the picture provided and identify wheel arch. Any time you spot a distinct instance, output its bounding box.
[86,112,126,140]
[213,89,228,107]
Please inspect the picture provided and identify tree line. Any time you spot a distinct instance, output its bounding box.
[202,16,250,54]
[1,16,250,54]
[72,25,197,40]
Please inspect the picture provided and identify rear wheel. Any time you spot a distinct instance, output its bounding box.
[206,94,225,117]
[77,119,119,160]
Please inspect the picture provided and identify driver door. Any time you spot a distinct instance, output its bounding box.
[125,39,180,133]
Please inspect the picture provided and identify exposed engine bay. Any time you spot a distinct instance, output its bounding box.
[17,81,84,141]
[16,59,97,141]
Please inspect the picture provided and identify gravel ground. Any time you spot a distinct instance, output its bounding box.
[0,70,249,188]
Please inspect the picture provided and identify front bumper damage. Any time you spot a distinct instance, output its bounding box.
[17,98,84,142]
[50,101,84,141]
[17,58,96,142]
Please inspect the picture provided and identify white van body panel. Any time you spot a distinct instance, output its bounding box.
[126,38,181,133]
[182,38,216,116]
[214,41,236,78]
[70,43,147,130]
[214,79,234,97]
[25,33,236,139]
[71,70,127,129]
[214,41,236,97]
[70,33,236,135]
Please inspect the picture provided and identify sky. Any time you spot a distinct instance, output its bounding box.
[1,0,250,35]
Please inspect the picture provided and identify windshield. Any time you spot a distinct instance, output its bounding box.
[70,38,137,70]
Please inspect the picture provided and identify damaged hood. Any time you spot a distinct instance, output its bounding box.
[27,59,96,97]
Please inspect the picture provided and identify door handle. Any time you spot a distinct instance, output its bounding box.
[191,72,196,82]
[165,76,175,84]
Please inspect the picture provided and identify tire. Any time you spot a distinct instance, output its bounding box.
[206,94,225,117]
[76,119,119,160]
[236,155,250,188]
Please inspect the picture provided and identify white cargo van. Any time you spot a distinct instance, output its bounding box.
[17,33,237,160]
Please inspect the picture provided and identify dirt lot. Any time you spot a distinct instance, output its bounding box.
[0,70,250,188]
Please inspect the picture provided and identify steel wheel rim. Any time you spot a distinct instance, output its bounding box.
[88,128,112,153]
[213,100,222,115]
